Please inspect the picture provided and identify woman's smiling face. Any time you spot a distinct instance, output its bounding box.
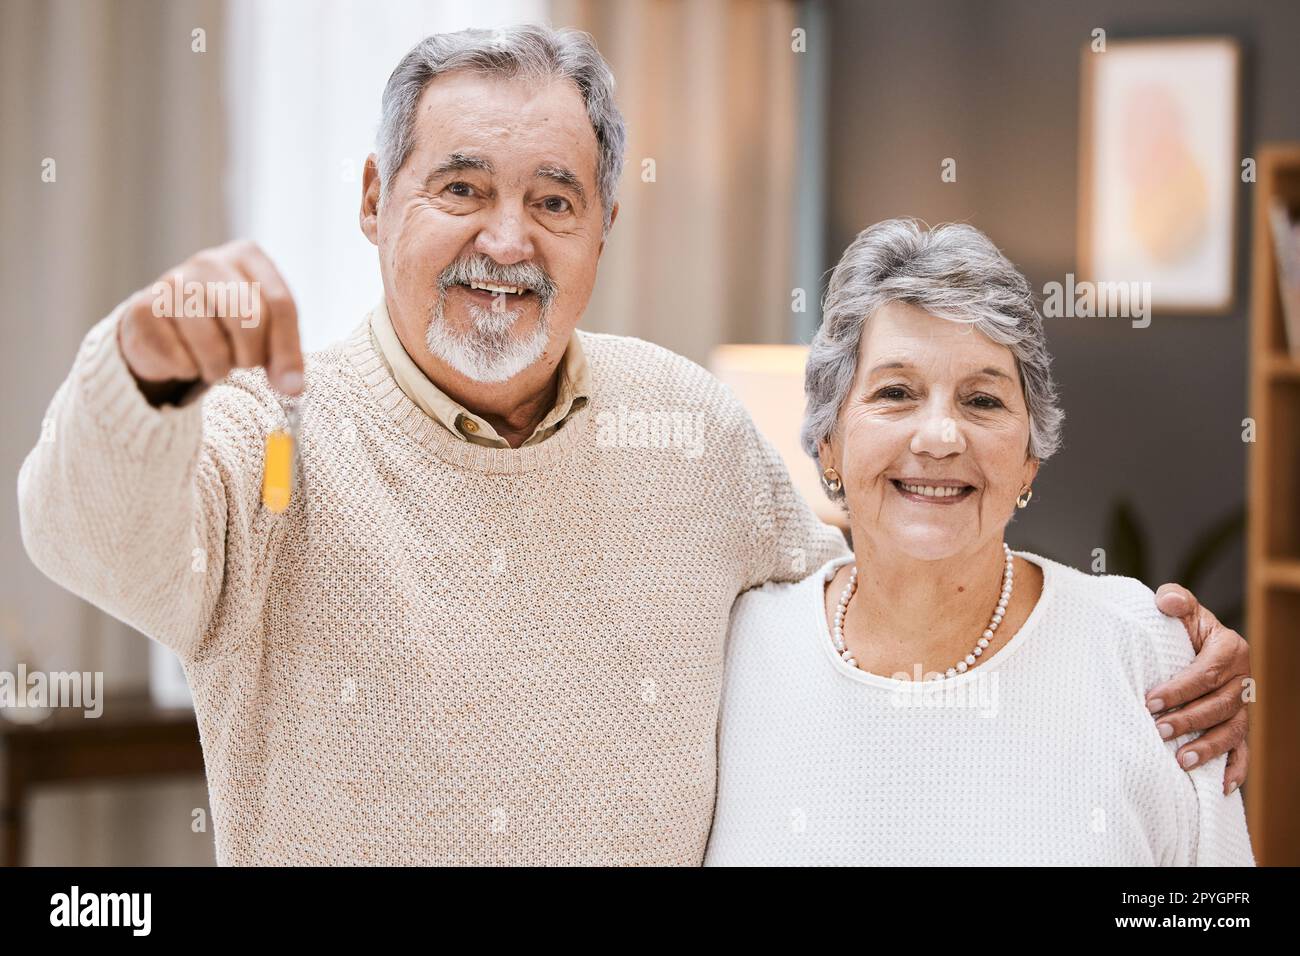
[820,300,1040,562]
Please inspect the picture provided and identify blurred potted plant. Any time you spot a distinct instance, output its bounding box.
[1105,500,1245,632]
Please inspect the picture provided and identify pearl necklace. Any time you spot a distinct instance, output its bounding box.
[832,543,1014,680]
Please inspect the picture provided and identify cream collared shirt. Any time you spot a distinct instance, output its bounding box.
[368,297,590,448]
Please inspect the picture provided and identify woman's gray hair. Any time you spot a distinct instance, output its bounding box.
[802,218,1064,500]
[375,24,627,235]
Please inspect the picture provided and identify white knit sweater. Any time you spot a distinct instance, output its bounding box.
[704,553,1255,866]
[17,302,849,865]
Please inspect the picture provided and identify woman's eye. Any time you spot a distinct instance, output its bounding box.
[876,386,910,401]
[542,196,571,214]
[968,394,1004,410]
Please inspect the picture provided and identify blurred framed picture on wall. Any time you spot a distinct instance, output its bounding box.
[1078,36,1241,314]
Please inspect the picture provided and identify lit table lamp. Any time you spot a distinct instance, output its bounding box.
[709,344,848,530]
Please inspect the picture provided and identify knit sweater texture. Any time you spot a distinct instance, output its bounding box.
[704,553,1256,866]
[18,303,848,865]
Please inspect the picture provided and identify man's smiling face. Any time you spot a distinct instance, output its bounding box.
[366,69,612,383]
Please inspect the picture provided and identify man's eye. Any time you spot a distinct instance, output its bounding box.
[542,196,571,214]
[446,182,475,197]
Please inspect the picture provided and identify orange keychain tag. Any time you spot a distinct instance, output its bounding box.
[261,396,299,514]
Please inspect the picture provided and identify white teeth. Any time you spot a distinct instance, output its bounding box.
[899,482,968,498]
[468,280,525,295]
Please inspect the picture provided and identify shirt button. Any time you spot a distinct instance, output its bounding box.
[461,418,479,434]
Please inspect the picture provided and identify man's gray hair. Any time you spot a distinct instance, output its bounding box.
[376,24,627,235]
[801,219,1064,500]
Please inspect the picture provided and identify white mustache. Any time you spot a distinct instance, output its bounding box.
[438,255,556,302]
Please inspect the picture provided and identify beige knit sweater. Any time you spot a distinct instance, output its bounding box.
[17,302,848,865]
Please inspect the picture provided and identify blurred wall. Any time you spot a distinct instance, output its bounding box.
[1,0,225,864]
[823,0,1300,616]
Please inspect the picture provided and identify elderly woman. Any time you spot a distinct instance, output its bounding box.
[704,220,1254,866]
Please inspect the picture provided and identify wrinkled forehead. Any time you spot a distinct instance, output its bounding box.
[858,301,1021,381]
[410,70,600,184]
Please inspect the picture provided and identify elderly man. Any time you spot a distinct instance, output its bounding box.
[18,25,1250,865]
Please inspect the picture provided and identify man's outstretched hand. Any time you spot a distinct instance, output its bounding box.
[1148,583,1251,795]
[117,239,304,406]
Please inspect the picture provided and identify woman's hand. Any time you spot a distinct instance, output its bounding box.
[1146,584,1251,795]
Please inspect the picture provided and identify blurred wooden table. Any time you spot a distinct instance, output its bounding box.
[0,692,204,866]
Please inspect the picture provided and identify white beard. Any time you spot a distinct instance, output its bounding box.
[425,301,549,384]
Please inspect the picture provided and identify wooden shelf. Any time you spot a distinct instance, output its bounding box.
[1265,354,1300,381]
[1245,144,1300,866]
[1262,559,1300,590]
[0,692,203,866]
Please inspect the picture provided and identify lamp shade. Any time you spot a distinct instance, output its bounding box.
[709,344,847,529]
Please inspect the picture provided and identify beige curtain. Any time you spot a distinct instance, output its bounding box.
[1,0,223,865]
[551,0,801,364]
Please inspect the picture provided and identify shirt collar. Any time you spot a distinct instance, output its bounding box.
[368,296,589,448]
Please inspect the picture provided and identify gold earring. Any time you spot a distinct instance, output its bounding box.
[822,467,842,494]
[1017,487,1033,508]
